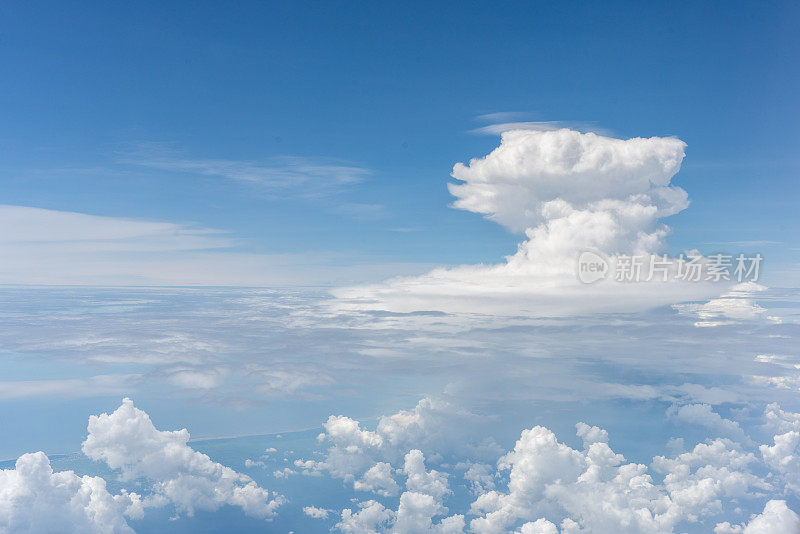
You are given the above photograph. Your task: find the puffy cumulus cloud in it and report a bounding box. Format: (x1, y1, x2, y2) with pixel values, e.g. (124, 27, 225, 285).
(295, 397, 499, 494)
(333, 129, 723, 316)
(470, 425, 772, 533)
(0, 451, 142, 534)
(354, 462, 400, 497)
(304, 505, 333, 519)
(667, 404, 751, 444)
(758, 403, 800, 497)
(763, 402, 800, 434)
(81, 398, 285, 519)
(300, 404, 467, 534)
(514, 518, 560, 533)
(391, 491, 464, 534)
(574, 422, 608, 448)
(301, 398, 800, 533)
(448, 129, 687, 233)
(651, 439, 771, 518)
(402, 450, 450, 500)
(760, 431, 800, 496)
(335, 493, 462, 534)
(459, 462, 496, 496)
(334, 450, 463, 533)
(336, 500, 395, 533)
(714, 500, 800, 533)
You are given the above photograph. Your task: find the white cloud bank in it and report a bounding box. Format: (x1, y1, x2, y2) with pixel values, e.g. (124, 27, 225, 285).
(334, 129, 725, 316)
(0, 452, 142, 534)
(292, 397, 800, 534)
(0, 399, 283, 534)
(0, 205, 429, 285)
(81, 398, 285, 519)
(714, 500, 800, 533)
(4, 396, 800, 533)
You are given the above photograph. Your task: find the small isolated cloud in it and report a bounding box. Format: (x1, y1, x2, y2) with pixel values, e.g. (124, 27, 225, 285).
(304, 505, 333, 519)
(334, 128, 723, 316)
(674, 283, 781, 327)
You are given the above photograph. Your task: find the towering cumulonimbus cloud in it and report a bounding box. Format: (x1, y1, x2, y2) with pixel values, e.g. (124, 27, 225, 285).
(333, 128, 722, 315)
(449, 128, 688, 234)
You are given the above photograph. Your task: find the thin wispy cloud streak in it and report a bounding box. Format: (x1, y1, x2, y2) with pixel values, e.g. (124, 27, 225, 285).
(119, 145, 372, 199)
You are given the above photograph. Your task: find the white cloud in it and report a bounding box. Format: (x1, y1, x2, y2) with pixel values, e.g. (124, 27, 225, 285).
(459, 462, 496, 495)
(244, 458, 267, 469)
(81, 398, 285, 519)
(334, 449, 462, 533)
(391, 491, 464, 533)
(763, 403, 800, 434)
(470, 425, 769, 533)
(667, 404, 751, 444)
(333, 129, 723, 316)
(0, 205, 235, 250)
(674, 299, 780, 328)
(402, 449, 450, 500)
(673, 283, 781, 327)
(759, 430, 800, 497)
(122, 147, 371, 198)
(0, 451, 142, 534)
(336, 500, 394, 533)
(714, 500, 800, 533)
(354, 462, 400, 497)
(295, 397, 499, 491)
(303, 505, 333, 519)
(0, 374, 137, 400)
(449, 129, 686, 233)
(575, 422, 608, 448)
(469, 121, 613, 137)
(514, 518, 560, 534)
(0, 205, 429, 285)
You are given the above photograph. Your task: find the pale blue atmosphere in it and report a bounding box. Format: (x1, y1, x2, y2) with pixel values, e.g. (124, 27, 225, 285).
(1, 2, 799, 534)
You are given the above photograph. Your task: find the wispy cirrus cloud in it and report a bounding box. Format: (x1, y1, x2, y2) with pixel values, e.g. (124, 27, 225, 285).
(0, 374, 138, 400)
(471, 113, 614, 136)
(119, 144, 372, 199)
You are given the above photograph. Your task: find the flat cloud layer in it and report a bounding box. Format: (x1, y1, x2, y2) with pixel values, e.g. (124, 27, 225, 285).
(0, 205, 429, 285)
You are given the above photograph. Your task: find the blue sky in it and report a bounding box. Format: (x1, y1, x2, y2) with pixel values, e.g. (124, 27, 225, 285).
(2, 2, 800, 534)
(2, 0, 799, 276)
